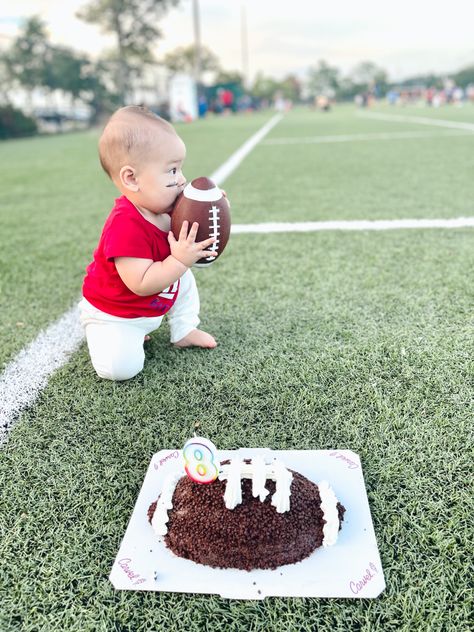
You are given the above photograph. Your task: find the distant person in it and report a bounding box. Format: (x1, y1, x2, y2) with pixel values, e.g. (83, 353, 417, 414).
(274, 93, 286, 112)
(221, 89, 234, 113)
(316, 95, 331, 111)
(387, 90, 398, 105)
(453, 86, 464, 105)
(80, 106, 220, 380)
(176, 101, 193, 123)
(198, 95, 208, 118)
(214, 90, 224, 114)
(467, 84, 474, 103)
(237, 94, 253, 112)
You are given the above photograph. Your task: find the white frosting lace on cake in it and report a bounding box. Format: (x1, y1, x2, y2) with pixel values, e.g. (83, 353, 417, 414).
(151, 471, 183, 536)
(270, 460, 293, 513)
(219, 458, 293, 513)
(222, 458, 243, 509)
(317, 480, 340, 546)
(250, 455, 270, 502)
(151, 462, 340, 543)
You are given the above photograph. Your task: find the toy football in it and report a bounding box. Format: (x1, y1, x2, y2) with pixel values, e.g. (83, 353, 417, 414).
(171, 177, 231, 268)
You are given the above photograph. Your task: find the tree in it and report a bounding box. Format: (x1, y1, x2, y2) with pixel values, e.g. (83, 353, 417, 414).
(77, 0, 180, 103)
(307, 60, 340, 98)
(351, 61, 388, 96)
(3, 15, 118, 123)
(0, 53, 10, 104)
(279, 74, 302, 102)
(454, 65, 474, 88)
(334, 77, 358, 101)
(214, 70, 243, 85)
(3, 16, 50, 103)
(250, 72, 279, 102)
(397, 73, 441, 88)
(45, 47, 89, 98)
(80, 60, 121, 122)
(163, 44, 220, 77)
(46, 50, 119, 121)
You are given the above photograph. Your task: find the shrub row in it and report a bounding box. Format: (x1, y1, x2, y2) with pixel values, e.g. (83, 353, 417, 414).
(0, 105, 37, 140)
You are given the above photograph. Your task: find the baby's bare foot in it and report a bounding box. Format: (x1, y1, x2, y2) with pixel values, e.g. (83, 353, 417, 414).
(174, 329, 217, 349)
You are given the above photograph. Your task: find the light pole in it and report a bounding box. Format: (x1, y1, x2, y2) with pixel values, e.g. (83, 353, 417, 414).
(241, 3, 249, 89)
(192, 0, 201, 87)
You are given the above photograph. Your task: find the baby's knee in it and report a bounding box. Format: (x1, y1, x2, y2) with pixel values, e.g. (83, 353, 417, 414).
(84, 322, 147, 381)
(92, 352, 144, 381)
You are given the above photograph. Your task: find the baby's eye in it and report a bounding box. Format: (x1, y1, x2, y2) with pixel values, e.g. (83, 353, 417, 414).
(170, 167, 177, 175)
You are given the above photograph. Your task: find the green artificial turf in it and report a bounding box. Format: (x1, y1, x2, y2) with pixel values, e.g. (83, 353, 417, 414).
(231, 106, 474, 223)
(1, 228, 473, 631)
(1, 105, 473, 631)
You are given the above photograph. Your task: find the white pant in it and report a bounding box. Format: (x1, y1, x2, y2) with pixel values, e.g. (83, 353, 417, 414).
(79, 269, 200, 381)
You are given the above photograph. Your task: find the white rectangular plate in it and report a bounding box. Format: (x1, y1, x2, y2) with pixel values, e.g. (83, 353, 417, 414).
(109, 449, 385, 599)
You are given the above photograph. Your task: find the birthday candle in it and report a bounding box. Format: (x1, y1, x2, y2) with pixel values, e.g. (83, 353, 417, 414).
(183, 437, 219, 484)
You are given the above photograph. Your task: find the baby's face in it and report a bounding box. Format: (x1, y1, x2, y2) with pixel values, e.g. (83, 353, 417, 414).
(134, 131, 187, 214)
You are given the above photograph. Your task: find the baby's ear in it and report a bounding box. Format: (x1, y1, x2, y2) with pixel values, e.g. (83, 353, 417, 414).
(119, 165, 139, 191)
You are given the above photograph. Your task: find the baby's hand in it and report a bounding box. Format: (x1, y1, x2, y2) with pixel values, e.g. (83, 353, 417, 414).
(168, 221, 217, 267)
(221, 189, 230, 207)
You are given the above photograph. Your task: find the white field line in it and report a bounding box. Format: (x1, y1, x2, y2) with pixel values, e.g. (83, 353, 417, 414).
(0, 307, 84, 443)
(262, 130, 472, 145)
(0, 114, 284, 445)
(357, 111, 474, 132)
(210, 113, 283, 185)
(232, 217, 474, 234)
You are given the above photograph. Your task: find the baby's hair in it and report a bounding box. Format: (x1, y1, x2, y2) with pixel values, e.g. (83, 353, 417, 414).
(98, 105, 175, 179)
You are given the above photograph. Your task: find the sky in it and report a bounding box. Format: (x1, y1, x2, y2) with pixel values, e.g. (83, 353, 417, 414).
(0, 0, 473, 82)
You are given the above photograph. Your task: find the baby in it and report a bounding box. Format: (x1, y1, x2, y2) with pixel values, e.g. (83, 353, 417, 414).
(80, 105, 218, 381)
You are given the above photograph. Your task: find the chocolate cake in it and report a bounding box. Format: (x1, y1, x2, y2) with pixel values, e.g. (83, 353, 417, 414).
(148, 459, 345, 571)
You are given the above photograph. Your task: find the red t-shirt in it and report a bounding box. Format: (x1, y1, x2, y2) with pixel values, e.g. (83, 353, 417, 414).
(83, 196, 180, 318)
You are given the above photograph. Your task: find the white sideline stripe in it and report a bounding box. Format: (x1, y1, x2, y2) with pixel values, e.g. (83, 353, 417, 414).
(262, 130, 472, 145)
(210, 114, 283, 185)
(0, 114, 283, 446)
(0, 306, 83, 444)
(358, 111, 474, 132)
(232, 217, 474, 234)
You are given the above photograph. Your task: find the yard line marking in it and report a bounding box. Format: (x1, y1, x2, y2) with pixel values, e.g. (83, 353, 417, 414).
(0, 306, 83, 444)
(0, 113, 283, 446)
(232, 217, 474, 234)
(357, 111, 474, 132)
(262, 130, 472, 145)
(210, 114, 283, 185)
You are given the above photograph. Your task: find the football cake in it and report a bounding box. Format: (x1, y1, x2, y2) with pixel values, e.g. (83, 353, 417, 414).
(147, 456, 345, 571)
(170, 177, 231, 268)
